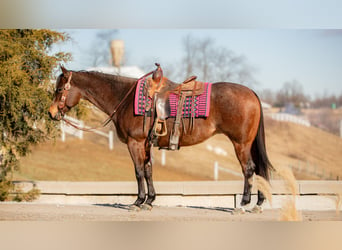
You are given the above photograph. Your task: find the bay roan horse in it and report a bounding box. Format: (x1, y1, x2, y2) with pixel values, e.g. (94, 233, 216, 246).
(49, 66, 273, 213)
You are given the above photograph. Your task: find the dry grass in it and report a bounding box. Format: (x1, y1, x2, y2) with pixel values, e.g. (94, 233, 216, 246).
(16, 137, 208, 181)
(274, 165, 302, 221)
(15, 109, 342, 182)
(265, 116, 342, 180)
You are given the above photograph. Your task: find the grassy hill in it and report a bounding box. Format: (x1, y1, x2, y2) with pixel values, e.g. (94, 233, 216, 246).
(15, 111, 342, 181)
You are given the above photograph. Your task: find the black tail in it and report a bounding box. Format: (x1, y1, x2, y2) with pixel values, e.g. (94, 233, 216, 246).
(251, 93, 273, 180)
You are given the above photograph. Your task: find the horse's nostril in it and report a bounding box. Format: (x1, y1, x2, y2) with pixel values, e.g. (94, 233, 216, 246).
(48, 111, 53, 119)
(56, 112, 63, 121)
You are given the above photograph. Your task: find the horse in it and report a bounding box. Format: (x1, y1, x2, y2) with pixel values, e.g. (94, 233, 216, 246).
(48, 65, 273, 213)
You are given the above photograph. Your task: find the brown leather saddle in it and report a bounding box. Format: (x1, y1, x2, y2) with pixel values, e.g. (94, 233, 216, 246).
(172, 76, 205, 96)
(146, 63, 206, 150)
(147, 69, 205, 98)
(146, 64, 167, 98)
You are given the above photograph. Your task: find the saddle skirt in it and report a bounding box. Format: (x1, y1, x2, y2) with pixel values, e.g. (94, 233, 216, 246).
(134, 77, 212, 118)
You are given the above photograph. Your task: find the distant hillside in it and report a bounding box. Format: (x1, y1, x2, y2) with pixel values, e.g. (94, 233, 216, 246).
(15, 111, 342, 181)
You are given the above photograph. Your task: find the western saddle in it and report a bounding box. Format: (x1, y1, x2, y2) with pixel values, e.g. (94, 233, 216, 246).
(144, 63, 206, 150)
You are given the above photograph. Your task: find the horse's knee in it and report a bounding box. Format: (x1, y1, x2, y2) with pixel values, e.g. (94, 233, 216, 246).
(144, 162, 152, 178)
(135, 167, 145, 180)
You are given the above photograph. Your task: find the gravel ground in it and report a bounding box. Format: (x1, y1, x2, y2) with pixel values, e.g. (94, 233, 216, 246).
(0, 203, 341, 221)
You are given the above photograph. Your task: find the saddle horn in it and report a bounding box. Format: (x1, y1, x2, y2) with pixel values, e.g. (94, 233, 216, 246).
(152, 63, 163, 83)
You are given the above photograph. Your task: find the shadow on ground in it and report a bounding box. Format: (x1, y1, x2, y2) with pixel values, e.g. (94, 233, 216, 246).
(94, 203, 131, 210)
(186, 206, 236, 214)
(94, 203, 238, 214)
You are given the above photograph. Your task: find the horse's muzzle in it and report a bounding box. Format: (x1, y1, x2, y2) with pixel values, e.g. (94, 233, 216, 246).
(48, 109, 63, 121)
(49, 102, 67, 121)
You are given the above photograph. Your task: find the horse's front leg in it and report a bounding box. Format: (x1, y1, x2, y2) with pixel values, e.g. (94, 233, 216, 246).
(127, 137, 147, 211)
(141, 142, 156, 210)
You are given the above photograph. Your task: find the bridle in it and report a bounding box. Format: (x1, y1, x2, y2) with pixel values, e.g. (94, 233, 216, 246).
(57, 68, 157, 131)
(58, 72, 72, 115)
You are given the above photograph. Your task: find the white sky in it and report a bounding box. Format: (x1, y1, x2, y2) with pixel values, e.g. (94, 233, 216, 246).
(3, 0, 341, 97)
(56, 29, 342, 98)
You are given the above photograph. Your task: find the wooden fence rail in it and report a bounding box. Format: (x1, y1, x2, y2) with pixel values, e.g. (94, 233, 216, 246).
(13, 181, 342, 210)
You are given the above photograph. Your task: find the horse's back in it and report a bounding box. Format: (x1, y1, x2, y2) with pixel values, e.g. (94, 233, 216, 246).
(211, 81, 258, 99)
(211, 82, 260, 110)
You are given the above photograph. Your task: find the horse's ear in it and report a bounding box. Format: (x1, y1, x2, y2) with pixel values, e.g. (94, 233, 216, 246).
(60, 64, 69, 75)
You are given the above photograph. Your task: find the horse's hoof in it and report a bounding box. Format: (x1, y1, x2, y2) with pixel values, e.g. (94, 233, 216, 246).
(251, 205, 263, 214)
(128, 205, 141, 212)
(232, 207, 246, 215)
(141, 204, 153, 211)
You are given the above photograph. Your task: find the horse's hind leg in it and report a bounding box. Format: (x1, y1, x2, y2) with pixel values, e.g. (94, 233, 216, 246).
(233, 142, 256, 213)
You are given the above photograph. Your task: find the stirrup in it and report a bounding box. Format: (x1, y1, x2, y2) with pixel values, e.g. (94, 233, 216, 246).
(153, 119, 167, 137)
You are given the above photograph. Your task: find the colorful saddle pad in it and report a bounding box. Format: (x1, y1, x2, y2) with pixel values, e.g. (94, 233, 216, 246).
(134, 77, 212, 118)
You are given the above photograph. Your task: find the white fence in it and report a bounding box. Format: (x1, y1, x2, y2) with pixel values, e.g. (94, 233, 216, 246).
(60, 115, 114, 150)
(60, 116, 84, 141)
(213, 161, 242, 180)
(206, 144, 243, 180)
(268, 113, 311, 127)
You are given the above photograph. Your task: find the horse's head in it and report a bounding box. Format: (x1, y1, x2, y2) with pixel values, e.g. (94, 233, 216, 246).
(48, 66, 82, 121)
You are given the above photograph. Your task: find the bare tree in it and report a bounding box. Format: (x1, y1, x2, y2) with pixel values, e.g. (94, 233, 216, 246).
(259, 89, 276, 105)
(183, 35, 196, 78)
(177, 34, 257, 86)
(83, 30, 118, 67)
(275, 80, 308, 107)
(311, 92, 342, 108)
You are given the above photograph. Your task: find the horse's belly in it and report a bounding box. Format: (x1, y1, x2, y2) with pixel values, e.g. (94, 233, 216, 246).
(157, 120, 216, 148)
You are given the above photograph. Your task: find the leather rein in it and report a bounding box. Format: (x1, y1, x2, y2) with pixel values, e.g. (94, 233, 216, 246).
(59, 69, 156, 132)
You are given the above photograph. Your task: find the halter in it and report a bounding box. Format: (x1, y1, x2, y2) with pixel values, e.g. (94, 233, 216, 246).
(58, 72, 72, 113)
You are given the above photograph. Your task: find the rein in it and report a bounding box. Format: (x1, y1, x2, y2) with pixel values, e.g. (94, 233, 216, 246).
(61, 69, 156, 132)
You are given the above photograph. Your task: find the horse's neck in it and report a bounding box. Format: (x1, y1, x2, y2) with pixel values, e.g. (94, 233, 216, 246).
(76, 72, 135, 116)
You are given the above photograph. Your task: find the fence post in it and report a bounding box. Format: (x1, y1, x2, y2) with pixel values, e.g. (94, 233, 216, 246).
(79, 120, 84, 140)
(214, 161, 219, 181)
(108, 130, 114, 150)
(61, 121, 65, 142)
(161, 150, 166, 166)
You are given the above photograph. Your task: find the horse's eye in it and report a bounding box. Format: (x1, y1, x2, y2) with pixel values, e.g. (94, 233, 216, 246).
(57, 88, 63, 93)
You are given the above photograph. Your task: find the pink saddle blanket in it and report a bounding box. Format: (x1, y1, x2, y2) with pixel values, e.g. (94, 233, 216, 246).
(134, 78, 212, 118)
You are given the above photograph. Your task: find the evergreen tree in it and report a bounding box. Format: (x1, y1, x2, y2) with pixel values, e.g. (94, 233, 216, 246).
(0, 29, 70, 200)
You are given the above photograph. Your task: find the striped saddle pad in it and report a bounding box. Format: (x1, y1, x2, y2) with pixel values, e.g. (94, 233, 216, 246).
(134, 77, 212, 118)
